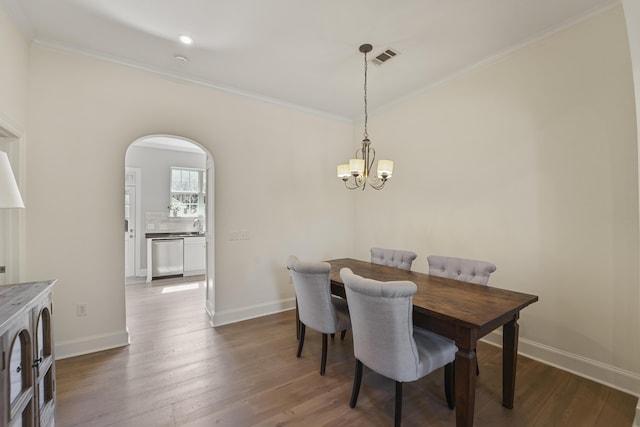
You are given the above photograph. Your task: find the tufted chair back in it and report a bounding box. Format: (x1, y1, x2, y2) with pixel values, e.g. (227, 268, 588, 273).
(287, 256, 351, 376)
(370, 247, 417, 271)
(340, 267, 458, 424)
(341, 267, 457, 382)
(427, 255, 496, 285)
(287, 256, 340, 333)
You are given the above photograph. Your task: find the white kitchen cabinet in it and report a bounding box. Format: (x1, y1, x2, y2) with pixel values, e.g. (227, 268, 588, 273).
(183, 237, 206, 276)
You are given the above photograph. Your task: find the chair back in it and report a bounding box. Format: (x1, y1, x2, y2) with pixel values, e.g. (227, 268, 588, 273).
(340, 267, 423, 382)
(427, 255, 496, 285)
(287, 256, 338, 334)
(370, 247, 417, 271)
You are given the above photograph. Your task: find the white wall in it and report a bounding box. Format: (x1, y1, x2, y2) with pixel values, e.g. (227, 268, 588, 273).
(0, 7, 28, 132)
(622, 0, 640, 422)
(355, 5, 640, 395)
(24, 44, 354, 357)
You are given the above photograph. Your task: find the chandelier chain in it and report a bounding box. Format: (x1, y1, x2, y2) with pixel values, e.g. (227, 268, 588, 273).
(363, 48, 368, 140)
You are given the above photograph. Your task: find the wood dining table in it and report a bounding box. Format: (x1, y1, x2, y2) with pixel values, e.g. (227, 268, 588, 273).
(326, 258, 538, 427)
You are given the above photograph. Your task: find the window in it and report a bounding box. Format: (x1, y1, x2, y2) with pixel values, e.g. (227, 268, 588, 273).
(169, 167, 206, 217)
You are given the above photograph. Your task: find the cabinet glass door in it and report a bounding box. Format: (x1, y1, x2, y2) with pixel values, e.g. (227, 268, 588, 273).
(9, 331, 28, 403)
(9, 329, 33, 426)
(36, 308, 54, 414)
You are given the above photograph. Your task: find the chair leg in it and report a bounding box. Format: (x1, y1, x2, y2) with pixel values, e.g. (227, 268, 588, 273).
(349, 359, 363, 408)
(340, 330, 347, 341)
(295, 299, 300, 340)
(444, 362, 455, 410)
(330, 333, 335, 340)
(296, 323, 305, 358)
(395, 381, 403, 427)
(476, 348, 480, 376)
(320, 333, 328, 376)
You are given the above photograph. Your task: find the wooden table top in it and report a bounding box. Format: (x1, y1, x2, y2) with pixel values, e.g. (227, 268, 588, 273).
(327, 258, 538, 334)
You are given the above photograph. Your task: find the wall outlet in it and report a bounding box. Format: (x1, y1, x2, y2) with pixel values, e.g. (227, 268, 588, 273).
(229, 229, 249, 240)
(76, 303, 88, 317)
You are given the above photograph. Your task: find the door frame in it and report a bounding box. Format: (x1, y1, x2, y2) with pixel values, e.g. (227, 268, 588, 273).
(125, 167, 142, 277)
(205, 155, 215, 325)
(124, 185, 136, 277)
(0, 115, 25, 284)
(125, 135, 215, 325)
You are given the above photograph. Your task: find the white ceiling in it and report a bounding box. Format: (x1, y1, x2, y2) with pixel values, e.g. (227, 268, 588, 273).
(0, 0, 619, 119)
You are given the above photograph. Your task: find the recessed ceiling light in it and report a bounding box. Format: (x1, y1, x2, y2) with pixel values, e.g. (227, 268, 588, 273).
(175, 55, 189, 63)
(178, 34, 193, 45)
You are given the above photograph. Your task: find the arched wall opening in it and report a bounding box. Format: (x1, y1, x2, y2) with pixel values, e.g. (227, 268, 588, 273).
(124, 134, 215, 322)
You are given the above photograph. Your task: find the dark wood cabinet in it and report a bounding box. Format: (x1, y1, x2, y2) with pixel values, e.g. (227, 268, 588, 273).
(0, 280, 56, 427)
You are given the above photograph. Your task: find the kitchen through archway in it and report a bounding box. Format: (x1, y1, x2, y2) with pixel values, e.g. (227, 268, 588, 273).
(124, 135, 215, 322)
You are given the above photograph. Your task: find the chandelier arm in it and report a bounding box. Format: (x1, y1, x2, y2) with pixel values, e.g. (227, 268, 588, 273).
(361, 145, 368, 181)
(344, 179, 361, 190)
(368, 173, 387, 189)
(368, 147, 376, 175)
(369, 181, 386, 190)
(358, 175, 366, 189)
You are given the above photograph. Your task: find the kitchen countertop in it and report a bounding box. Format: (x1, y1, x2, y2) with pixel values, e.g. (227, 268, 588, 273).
(145, 232, 205, 239)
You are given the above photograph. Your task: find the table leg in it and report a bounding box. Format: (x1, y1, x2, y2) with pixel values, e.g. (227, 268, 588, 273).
(455, 330, 477, 427)
(502, 317, 519, 409)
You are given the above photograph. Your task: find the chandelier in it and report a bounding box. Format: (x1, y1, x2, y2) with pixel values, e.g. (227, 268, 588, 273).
(337, 43, 393, 190)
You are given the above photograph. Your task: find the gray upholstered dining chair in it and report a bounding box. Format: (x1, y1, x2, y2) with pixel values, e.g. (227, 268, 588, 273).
(370, 247, 417, 271)
(427, 254, 496, 375)
(427, 255, 496, 285)
(287, 256, 350, 376)
(340, 267, 456, 426)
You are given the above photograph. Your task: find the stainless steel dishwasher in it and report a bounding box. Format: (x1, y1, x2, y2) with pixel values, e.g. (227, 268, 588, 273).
(151, 238, 184, 279)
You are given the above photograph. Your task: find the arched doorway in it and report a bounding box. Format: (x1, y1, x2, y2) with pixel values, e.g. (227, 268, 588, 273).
(124, 135, 215, 321)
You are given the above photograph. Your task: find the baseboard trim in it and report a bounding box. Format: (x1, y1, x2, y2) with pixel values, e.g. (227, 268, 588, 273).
(205, 299, 215, 327)
(482, 331, 640, 398)
(55, 329, 130, 360)
(212, 297, 296, 327)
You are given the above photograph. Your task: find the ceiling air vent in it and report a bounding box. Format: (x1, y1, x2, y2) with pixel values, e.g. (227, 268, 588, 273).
(371, 48, 400, 65)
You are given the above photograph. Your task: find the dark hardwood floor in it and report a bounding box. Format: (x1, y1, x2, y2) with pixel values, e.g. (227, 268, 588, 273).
(55, 276, 638, 426)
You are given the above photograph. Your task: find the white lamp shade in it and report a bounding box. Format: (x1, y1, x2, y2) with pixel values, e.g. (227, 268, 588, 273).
(337, 164, 350, 178)
(377, 159, 394, 178)
(349, 158, 365, 175)
(0, 152, 24, 208)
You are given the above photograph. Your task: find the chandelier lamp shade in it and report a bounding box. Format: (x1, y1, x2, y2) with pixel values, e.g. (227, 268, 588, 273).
(337, 43, 393, 190)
